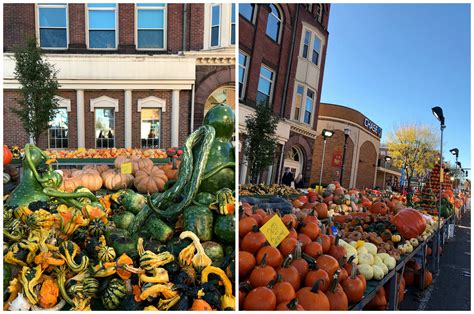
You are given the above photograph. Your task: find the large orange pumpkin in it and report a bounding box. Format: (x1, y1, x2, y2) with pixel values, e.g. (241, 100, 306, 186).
(134, 166, 168, 194)
(160, 158, 181, 180)
(369, 201, 388, 215)
(391, 208, 426, 239)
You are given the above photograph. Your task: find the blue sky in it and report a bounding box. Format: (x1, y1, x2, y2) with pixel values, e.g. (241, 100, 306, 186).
(321, 4, 471, 175)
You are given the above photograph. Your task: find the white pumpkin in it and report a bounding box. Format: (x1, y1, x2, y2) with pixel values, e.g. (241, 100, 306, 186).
(357, 264, 374, 280)
(358, 252, 374, 265)
(372, 264, 385, 280)
(363, 242, 378, 255)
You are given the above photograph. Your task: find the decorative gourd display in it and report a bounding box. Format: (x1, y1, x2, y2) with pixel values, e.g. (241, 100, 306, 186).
(102, 169, 134, 190)
(102, 278, 128, 310)
(134, 166, 168, 194)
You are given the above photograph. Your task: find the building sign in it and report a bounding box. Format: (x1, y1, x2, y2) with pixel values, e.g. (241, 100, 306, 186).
(363, 118, 382, 137)
(332, 152, 342, 167)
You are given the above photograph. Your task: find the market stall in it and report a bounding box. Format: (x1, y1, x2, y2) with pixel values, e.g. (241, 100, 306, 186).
(238, 182, 459, 311)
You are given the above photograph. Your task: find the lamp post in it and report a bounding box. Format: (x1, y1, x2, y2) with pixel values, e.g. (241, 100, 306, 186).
(383, 155, 392, 190)
(339, 128, 351, 186)
(319, 129, 334, 189)
(432, 106, 445, 273)
(450, 148, 459, 193)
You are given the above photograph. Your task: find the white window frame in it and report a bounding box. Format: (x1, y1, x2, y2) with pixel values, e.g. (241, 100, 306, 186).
(36, 3, 69, 50)
(316, 4, 323, 24)
(300, 26, 323, 67)
(266, 4, 283, 44)
(257, 64, 275, 105)
(239, 3, 257, 24)
(210, 3, 221, 48)
(86, 4, 118, 50)
(291, 83, 317, 127)
(140, 108, 162, 149)
(48, 96, 71, 149)
(238, 50, 250, 99)
(302, 30, 311, 59)
(94, 107, 116, 149)
(137, 96, 166, 112)
(135, 4, 167, 51)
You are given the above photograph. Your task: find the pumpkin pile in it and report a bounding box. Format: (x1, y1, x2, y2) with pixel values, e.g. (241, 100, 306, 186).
(43, 147, 174, 159)
(4, 104, 236, 311)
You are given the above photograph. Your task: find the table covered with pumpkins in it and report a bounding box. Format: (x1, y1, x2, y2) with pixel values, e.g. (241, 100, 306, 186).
(238, 182, 452, 311)
(3, 104, 236, 311)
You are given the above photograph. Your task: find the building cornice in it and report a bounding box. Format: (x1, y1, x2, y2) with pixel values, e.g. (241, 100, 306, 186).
(286, 119, 319, 139)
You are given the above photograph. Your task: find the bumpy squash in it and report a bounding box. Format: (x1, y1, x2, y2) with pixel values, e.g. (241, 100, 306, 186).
(134, 166, 168, 194)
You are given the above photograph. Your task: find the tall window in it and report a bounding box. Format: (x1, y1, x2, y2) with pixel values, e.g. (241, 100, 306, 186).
(266, 4, 282, 42)
(231, 4, 236, 45)
(293, 85, 304, 120)
(312, 35, 321, 65)
(95, 108, 115, 148)
(141, 109, 161, 148)
(239, 3, 255, 23)
(136, 4, 166, 49)
(302, 31, 311, 59)
(239, 51, 249, 99)
(87, 3, 117, 49)
(301, 28, 322, 66)
(304, 89, 315, 124)
(256, 65, 274, 105)
(210, 4, 221, 47)
(49, 108, 68, 148)
(38, 4, 68, 48)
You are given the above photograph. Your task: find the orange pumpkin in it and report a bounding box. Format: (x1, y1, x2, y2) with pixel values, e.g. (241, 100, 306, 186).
(241, 226, 267, 254)
(3, 145, 13, 166)
(190, 299, 212, 310)
(160, 158, 181, 180)
(391, 208, 426, 239)
(256, 246, 283, 268)
(102, 169, 134, 190)
(38, 276, 59, 309)
(78, 169, 103, 191)
(315, 203, 329, 219)
(134, 166, 168, 194)
(243, 286, 277, 310)
(239, 251, 256, 278)
(296, 279, 330, 310)
(369, 201, 388, 215)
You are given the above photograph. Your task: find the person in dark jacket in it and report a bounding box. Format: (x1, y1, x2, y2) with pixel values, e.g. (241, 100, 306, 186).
(295, 174, 304, 189)
(282, 168, 294, 186)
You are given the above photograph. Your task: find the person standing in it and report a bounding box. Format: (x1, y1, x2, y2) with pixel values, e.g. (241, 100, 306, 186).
(282, 168, 294, 186)
(295, 173, 304, 189)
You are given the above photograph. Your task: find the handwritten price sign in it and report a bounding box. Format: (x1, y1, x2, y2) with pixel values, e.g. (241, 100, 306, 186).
(260, 215, 290, 247)
(121, 162, 133, 175)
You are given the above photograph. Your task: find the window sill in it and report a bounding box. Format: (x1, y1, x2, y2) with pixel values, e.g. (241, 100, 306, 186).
(265, 34, 281, 45)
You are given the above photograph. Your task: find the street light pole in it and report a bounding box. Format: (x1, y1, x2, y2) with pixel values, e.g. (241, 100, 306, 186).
(432, 106, 445, 274)
(339, 128, 350, 186)
(319, 129, 334, 190)
(383, 156, 391, 190)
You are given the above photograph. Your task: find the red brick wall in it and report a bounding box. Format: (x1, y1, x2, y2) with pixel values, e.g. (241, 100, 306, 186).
(131, 91, 172, 149)
(356, 141, 377, 189)
(188, 4, 204, 51)
(179, 90, 191, 146)
(68, 4, 86, 50)
(118, 3, 134, 52)
(4, 4, 36, 51)
(4, 90, 78, 149)
(310, 130, 355, 187)
(4, 3, 205, 54)
(84, 91, 125, 148)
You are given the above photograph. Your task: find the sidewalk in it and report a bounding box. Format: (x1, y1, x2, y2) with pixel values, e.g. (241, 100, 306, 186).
(400, 210, 471, 310)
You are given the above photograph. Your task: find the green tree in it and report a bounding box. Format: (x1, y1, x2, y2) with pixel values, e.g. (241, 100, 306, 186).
(11, 38, 60, 145)
(244, 103, 279, 183)
(387, 124, 439, 203)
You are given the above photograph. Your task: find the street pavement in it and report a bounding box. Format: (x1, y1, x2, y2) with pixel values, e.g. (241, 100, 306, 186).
(400, 210, 471, 310)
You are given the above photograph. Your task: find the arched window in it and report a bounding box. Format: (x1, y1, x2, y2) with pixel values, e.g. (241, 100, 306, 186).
(204, 86, 235, 117)
(266, 4, 282, 42)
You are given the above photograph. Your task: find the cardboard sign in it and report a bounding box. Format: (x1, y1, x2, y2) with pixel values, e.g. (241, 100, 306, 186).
(260, 215, 290, 247)
(77, 147, 86, 152)
(121, 162, 133, 175)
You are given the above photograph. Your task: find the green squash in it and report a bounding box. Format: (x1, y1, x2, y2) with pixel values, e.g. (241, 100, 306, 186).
(194, 192, 217, 206)
(118, 189, 146, 214)
(142, 215, 174, 243)
(102, 278, 128, 310)
(112, 211, 136, 230)
(202, 241, 224, 261)
(213, 214, 235, 244)
(183, 205, 214, 241)
(105, 228, 138, 260)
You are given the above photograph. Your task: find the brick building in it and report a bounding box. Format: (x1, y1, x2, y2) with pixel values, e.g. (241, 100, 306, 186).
(238, 3, 330, 185)
(310, 103, 382, 189)
(375, 146, 402, 190)
(4, 3, 235, 149)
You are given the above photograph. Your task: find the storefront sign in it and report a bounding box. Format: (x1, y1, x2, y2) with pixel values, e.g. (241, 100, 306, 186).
(363, 118, 382, 137)
(332, 152, 342, 167)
